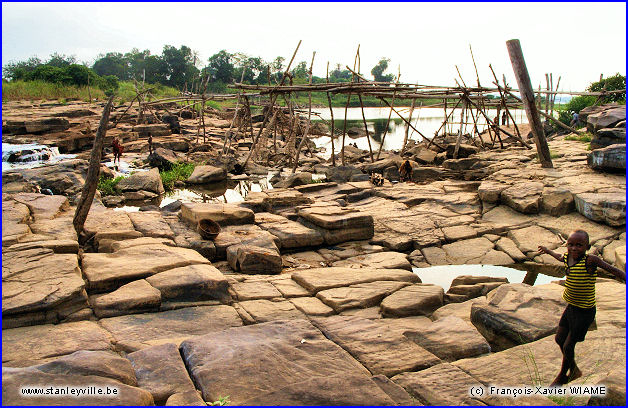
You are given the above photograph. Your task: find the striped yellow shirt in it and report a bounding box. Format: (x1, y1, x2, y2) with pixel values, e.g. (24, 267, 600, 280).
(563, 253, 596, 308)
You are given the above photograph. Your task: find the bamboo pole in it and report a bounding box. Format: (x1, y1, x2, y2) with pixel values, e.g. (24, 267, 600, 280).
(73, 96, 114, 237)
(358, 93, 374, 162)
(326, 62, 336, 166)
(376, 70, 400, 160)
(292, 51, 316, 173)
(401, 97, 416, 155)
(489, 64, 522, 143)
(506, 39, 553, 167)
(242, 40, 301, 168)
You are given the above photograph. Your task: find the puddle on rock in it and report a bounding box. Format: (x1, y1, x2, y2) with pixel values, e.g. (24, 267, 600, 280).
(413, 264, 560, 291)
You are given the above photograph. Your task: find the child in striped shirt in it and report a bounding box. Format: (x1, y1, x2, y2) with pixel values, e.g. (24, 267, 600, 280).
(538, 229, 625, 386)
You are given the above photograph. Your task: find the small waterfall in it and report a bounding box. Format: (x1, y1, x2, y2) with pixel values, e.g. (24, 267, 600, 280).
(2, 143, 75, 172)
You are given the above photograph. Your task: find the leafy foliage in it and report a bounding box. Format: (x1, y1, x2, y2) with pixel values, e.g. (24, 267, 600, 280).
(587, 73, 625, 103)
(160, 162, 196, 192)
(371, 58, 394, 82)
(97, 175, 124, 196)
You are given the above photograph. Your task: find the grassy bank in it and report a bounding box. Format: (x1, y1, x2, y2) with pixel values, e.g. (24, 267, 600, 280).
(2, 80, 180, 104)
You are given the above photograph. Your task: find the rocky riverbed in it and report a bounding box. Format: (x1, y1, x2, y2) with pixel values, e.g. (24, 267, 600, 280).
(2, 99, 626, 405)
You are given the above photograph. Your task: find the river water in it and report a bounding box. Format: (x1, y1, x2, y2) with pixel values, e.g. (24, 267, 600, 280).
(310, 106, 528, 157)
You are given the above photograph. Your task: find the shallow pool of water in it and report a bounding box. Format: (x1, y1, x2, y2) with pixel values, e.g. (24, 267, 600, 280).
(413, 264, 559, 291)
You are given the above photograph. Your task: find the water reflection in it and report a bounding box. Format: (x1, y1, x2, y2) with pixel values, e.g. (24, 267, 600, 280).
(159, 176, 273, 208)
(413, 264, 557, 291)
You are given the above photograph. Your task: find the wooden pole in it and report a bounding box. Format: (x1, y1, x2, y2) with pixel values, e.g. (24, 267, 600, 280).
(377, 72, 400, 160)
(401, 97, 416, 155)
(73, 96, 114, 237)
(358, 94, 374, 162)
(506, 39, 553, 168)
(326, 62, 336, 167)
(292, 51, 316, 173)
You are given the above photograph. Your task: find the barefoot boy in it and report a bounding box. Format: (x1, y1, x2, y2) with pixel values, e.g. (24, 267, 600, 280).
(538, 229, 625, 386)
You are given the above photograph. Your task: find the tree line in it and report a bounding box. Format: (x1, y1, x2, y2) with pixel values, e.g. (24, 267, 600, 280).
(2, 45, 396, 94)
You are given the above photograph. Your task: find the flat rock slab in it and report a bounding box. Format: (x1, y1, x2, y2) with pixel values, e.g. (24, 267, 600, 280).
(10, 192, 69, 221)
(453, 326, 625, 405)
(255, 212, 323, 249)
(298, 205, 373, 230)
(127, 211, 175, 239)
(317, 241, 384, 262)
(2, 248, 87, 319)
(33, 350, 137, 386)
(145, 264, 229, 302)
(89, 279, 161, 318)
(98, 305, 242, 352)
(213, 224, 279, 260)
(289, 297, 336, 317)
(236, 299, 306, 323)
(333, 251, 412, 271)
(392, 363, 484, 405)
(380, 284, 444, 317)
(2, 367, 154, 406)
(311, 315, 440, 377)
(82, 243, 210, 293)
(292, 267, 420, 294)
(404, 315, 491, 361)
(470, 283, 567, 350)
(84, 208, 142, 243)
(239, 374, 400, 405)
(441, 237, 501, 264)
(231, 280, 283, 301)
(127, 343, 196, 405)
(180, 202, 254, 226)
(442, 224, 478, 242)
(2, 321, 114, 367)
(179, 319, 391, 405)
(508, 225, 562, 254)
(270, 276, 310, 297)
(317, 281, 410, 312)
(501, 181, 544, 214)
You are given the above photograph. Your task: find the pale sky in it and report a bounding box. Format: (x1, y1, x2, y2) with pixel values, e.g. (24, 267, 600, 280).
(2, 2, 626, 92)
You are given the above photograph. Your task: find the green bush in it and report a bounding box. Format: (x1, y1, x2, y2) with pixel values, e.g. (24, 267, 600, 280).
(97, 175, 123, 196)
(160, 162, 196, 192)
(564, 133, 592, 142)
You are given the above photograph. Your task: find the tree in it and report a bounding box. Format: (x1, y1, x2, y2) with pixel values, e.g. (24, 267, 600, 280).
(162, 45, 198, 89)
(291, 61, 308, 80)
(329, 63, 352, 82)
(371, 58, 394, 82)
(93, 52, 129, 80)
(46, 53, 77, 68)
(3, 56, 42, 81)
(587, 73, 626, 103)
(206, 50, 234, 84)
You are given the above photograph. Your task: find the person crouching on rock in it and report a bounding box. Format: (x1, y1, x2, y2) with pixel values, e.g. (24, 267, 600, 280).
(399, 160, 413, 182)
(112, 137, 124, 169)
(538, 230, 625, 387)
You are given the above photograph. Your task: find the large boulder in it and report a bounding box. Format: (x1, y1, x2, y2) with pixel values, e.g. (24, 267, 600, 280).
(273, 172, 312, 188)
(586, 104, 626, 133)
(180, 202, 254, 227)
(574, 192, 625, 227)
(500, 182, 544, 214)
(587, 143, 625, 172)
(324, 165, 363, 182)
(147, 147, 183, 170)
(117, 168, 165, 195)
(590, 128, 626, 149)
(470, 283, 567, 350)
(227, 244, 283, 274)
(89, 279, 162, 318)
(186, 165, 227, 184)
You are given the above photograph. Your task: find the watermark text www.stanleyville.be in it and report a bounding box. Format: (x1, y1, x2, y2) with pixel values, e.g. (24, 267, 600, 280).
(468, 384, 607, 398)
(20, 385, 119, 397)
